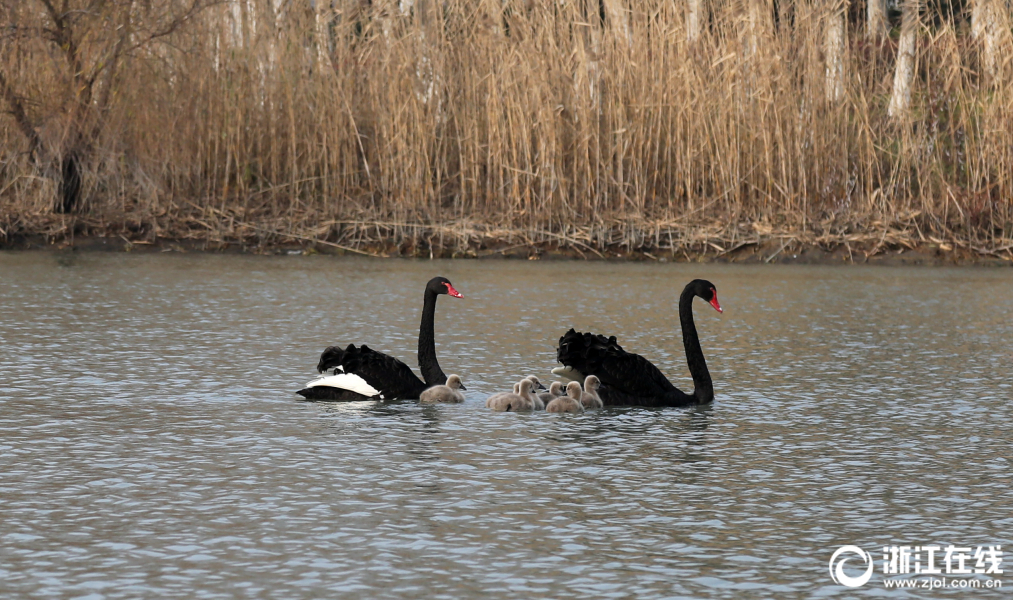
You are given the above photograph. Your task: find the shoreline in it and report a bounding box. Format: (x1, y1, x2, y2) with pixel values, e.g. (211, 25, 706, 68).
(3, 233, 1011, 267)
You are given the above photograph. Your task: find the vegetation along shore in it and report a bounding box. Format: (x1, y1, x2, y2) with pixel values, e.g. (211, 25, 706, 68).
(2, 1, 1011, 265)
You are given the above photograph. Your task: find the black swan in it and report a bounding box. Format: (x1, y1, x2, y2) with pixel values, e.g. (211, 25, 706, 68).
(546, 382, 585, 413)
(297, 276, 464, 401)
(554, 279, 722, 407)
(419, 374, 466, 403)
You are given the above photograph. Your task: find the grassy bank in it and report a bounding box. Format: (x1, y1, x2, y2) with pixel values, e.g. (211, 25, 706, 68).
(2, 1, 1012, 262)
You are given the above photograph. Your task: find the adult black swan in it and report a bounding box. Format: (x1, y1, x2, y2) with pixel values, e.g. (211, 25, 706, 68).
(554, 279, 722, 407)
(297, 276, 464, 401)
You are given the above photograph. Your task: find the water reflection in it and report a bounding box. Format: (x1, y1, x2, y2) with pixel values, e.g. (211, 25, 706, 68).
(0, 253, 1011, 599)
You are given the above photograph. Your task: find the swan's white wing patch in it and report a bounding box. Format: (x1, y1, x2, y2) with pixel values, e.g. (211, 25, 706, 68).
(551, 366, 584, 383)
(305, 373, 380, 397)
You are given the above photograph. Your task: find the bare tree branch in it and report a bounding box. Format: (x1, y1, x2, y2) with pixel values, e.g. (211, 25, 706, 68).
(0, 68, 42, 159)
(121, 0, 218, 56)
(89, 0, 133, 141)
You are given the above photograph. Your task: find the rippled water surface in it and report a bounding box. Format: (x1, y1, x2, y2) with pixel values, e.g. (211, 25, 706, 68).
(1, 252, 1011, 598)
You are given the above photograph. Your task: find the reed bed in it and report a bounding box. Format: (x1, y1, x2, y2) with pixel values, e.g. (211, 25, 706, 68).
(1, 0, 1012, 259)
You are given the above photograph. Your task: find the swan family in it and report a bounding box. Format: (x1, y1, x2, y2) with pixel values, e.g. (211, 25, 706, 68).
(297, 276, 463, 401)
(296, 276, 723, 410)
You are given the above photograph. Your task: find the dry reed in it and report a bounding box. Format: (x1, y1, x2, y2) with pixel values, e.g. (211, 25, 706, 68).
(1, 0, 1012, 259)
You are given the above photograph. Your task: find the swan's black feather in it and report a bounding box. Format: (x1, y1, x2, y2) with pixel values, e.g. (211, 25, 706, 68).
(316, 345, 346, 373)
(595, 384, 676, 407)
(304, 343, 426, 400)
(598, 352, 678, 398)
(557, 329, 677, 401)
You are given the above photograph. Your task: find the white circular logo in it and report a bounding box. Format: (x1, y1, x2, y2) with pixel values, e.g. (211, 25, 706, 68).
(829, 545, 874, 587)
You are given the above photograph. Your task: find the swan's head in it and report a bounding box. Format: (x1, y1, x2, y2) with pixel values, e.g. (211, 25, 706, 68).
(446, 374, 465, 390)
(549, 381, 564, 396)
(429, 276, 463, 298)
(518, 379, 534, 394)
(689, 279, 722, 313)
(525, 375, 546, 390)
(566, 381, 582, 399)
(584, 375, 600, 391)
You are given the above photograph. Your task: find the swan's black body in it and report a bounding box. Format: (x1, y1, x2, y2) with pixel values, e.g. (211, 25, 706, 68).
(555, 279, 721, 407)
(297, 277, 463, 401)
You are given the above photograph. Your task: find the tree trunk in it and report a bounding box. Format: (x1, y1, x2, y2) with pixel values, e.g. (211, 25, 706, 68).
(414, 0, 441, 107)
(825, 2, 846, 103)
(481, 0, 504, 36)
(866, 0, 887, 40)
(745, 0, 761, 58)
(574, 0, 603, 110)
(314, 0, 335, 66)
(687, 0, 703, 43)
(602, 0, 631, 47)
(888, 0, 919, 119)
(57, 151, 82, 214)
(375, 0, 397, 40)
(972, 0, 1000, 81)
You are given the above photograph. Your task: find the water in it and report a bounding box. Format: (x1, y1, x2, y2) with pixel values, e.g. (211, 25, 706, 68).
(1, 252, 1010, 598)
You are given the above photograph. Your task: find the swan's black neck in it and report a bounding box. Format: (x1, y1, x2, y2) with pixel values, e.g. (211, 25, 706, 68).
(418, 289, 447, 386)
(679, 286, 713, 403)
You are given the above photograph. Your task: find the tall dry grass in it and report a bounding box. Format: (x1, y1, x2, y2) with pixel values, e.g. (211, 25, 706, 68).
(1, 0, 1012, 255)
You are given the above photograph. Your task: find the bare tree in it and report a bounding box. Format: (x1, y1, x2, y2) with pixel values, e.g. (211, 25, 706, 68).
(0, 0, 212, 213)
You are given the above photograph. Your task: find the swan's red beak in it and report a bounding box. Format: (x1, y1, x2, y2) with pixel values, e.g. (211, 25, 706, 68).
(709, 290, 723, 313)
(444, 282, 463, 298)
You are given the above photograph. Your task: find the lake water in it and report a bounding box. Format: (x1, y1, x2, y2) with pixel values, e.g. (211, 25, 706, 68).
(1, 252, 1010, 598)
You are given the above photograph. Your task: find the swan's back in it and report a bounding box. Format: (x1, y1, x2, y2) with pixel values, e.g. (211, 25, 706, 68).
(486, 393, 522, 411)
(556, 329, 676, 399)
(301, 343, 426, 400)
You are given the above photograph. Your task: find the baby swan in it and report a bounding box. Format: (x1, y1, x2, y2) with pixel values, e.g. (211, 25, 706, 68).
(537, 381, 565, 405)
(486, 379, 537, 412)
(546, 381, 585, 414)
(523, 379, 545, 410)
(525, 375, 547, 391)
(580, 375, 603, 409)
(420, 374, 466, 403)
